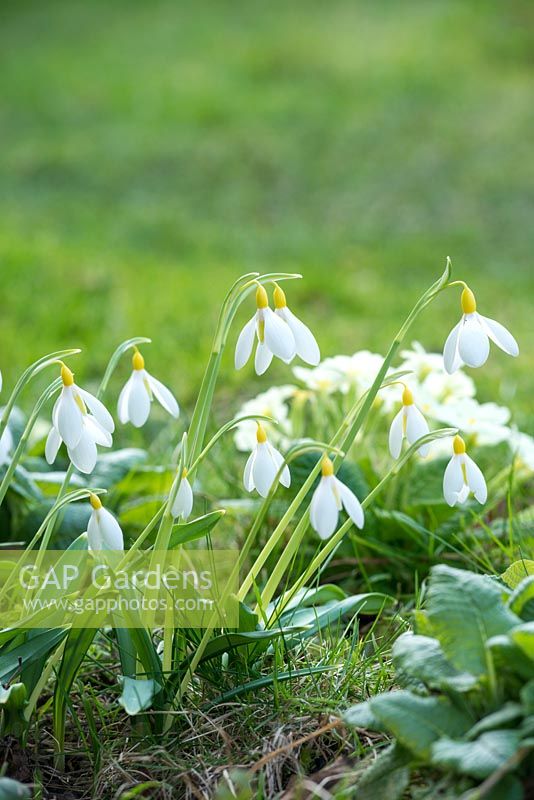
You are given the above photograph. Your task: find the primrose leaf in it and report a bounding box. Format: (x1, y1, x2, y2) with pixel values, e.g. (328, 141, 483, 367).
(392, 633, 478, 692)
(425, 565, 520, 675)
(431, 730, 522, 779)
(343, 700, 384, 731)
(118, 676, 162, 715)
(510, 622, 534, 661)
(368, 690, 473, 759)
(508, 575, 534, 621)
(0, 777, 32, 799)
(502, 560, 534, 590)
(352, 743, 410, 800)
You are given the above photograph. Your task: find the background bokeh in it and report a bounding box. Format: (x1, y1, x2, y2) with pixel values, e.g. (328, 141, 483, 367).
(1, 0, 532, 425)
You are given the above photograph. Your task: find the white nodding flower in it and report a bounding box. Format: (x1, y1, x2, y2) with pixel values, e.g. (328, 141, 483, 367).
(310, 456, 364, 540)
(389, 385, 430, 459)
(443, 285, 519, 374)
(235, 284, 296, 375)
(171, 468, 194, 520)
(118, 349, 179, 428)
(443, 435, 487, 507)
(243, 423, 291, 497)
(0, 426, 13, 465)
(272, 284, 320, 366)
(87, 494, 124, 551)
(46, 364, 114, 474)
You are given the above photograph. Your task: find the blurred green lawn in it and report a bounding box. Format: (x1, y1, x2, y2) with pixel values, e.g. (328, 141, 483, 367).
(0, 0, 532, 425)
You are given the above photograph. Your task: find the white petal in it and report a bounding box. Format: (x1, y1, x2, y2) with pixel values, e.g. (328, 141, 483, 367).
(56, 387, 84, 449)
(443, 455, 465, 506)
(336, 479, 364, 530)
(457, 484, 470, 504)
(243, 450, 256, 492)
(263, 308, 296, 362)
(45, 426, 62, 464)
(443, 320, 463, 374)
(268, 443, 291, 488)
(252, 442, 278, 497)
(478, 314, 519, 357)
(171, 477, 194, 520)
(84, 415, 113, 448)
(0, 426, 13, 464)
(127, 372, 151, 428)
(89, 508, 124, 551)
(68, 428, 98, 474)
(458, 315, 489, 368)
(464, 454, 487, 504)
(235, 315, 257, 370)
(388, 408, 405, 459)
(52, 394, 62, 429)
(117, 375, 134, 424)
(277, 307, 320, 366)
(77, 388, 115, 433)
(405, 405, 430, 457)
(310, 477, 339, 540)
(255, 341, 273, 375)
(146, 372, 180, 418)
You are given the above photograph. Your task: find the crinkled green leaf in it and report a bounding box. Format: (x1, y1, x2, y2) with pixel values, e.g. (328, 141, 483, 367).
(502, 560, 534, 590)
(511, 622, 534, 661)
(353, 743, 410, 800)
(467, 703, 524, 739)
(392, 632, 477, 692)
(431, 730, 522, 779)
(118, 676, 162, 715)
(508, 576, 534, 621)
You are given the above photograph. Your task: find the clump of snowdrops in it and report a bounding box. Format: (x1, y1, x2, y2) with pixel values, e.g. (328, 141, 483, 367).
(0, 261, 527, 768)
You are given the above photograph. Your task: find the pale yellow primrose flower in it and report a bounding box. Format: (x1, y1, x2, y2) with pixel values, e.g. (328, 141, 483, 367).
(234, 385, 296, 452)
(389, 385, 430, 459)
(442, 435, 487, 507)
(443, 286, 518, 374)
(87, 493, 124, 551)
(118, 349, 179, 428)
(243, 423, 291, 497)
(46, 364, 114, 474)
(310, 456, 364, 540)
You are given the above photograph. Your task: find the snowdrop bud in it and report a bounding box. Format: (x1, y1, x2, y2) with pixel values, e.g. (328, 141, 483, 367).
(171, 468, 194, 521)
(87, 494, 124, 551)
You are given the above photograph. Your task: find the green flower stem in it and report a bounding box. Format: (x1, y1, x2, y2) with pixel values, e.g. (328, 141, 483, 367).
(0, 378, 63, 507)
(187, 272, 301, 465)
(269, 427, 457, 622)
(0, 348, 80, 443)
(245, 261, 452, 610)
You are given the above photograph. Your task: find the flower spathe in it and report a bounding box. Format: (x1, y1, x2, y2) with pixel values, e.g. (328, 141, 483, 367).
(118, 349, 179, 428)
(235, 284, 296, 375)
(310, 456, 364, 540)
(443, 286, 519, 374)
(243, 423, 291, 497)
(273, 284, 320, 366)
(443, 435, 487, 507)
(87, 494, 124, 551)
(389, 385, 430, 459)
(46, 364, 114, 474)
(171, 468, 194, 520)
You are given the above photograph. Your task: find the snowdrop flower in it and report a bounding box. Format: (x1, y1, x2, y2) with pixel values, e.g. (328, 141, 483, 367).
(273, 284, 320, 366)
(443, 286, 519, 374)
(118, 349, 179, 428)
(310, 456, 364, 540)
(0, 426, 13, 465)
(389, 385, 430, 459)
(234, 385, 296, 452)
(436, 399, 511, 447)
(243, 423, 290, 497)
(46, 364, 114, 474)
(87, 494, 124, 551)
(171, 468, 194, 520)
(235, 284, 296, 375)
(443, 435, 487, 507)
